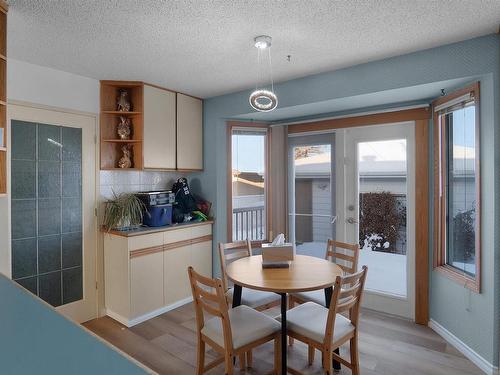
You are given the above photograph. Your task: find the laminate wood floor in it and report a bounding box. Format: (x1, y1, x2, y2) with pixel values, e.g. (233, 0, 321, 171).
(84, 304, 482, 375)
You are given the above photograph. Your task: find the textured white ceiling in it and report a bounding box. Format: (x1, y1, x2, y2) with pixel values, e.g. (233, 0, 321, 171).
(7, 0, 500, 98)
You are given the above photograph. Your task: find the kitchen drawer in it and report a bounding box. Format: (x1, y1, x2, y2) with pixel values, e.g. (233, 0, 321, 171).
(191, 223, 212, 238)
(164, 227, 193, 244)
(129, 232, 164, 251)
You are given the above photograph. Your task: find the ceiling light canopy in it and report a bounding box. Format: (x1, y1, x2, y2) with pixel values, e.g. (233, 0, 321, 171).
(249, 35, 278, 112)
(254, 35, 272, 50)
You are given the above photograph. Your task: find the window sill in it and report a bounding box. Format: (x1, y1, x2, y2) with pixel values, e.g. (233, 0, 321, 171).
(434, 265, 480, 293)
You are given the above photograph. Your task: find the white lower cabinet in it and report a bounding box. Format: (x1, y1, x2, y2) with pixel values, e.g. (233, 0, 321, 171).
(104, 222, 212, 327)
(164, 246, 192, 305)
(130, 251, 164, 318)
(191, 241, 212, 278)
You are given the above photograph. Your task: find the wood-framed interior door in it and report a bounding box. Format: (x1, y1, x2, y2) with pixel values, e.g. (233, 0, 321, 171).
(341, 122, 416, 319)
(7, 101, 98, 323)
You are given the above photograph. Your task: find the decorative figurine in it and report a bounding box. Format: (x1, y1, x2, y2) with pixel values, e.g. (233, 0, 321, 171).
(118, 145, 133, 168)
(117, 89, 131, 112)
(117, 116, 131, 140)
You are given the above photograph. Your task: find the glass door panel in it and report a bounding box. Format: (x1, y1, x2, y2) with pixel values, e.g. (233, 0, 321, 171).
(288, 134, 335, 258)
(358, 139, 408, 297)
(11, 120, 83, 307)
(343, 123, 415, 319)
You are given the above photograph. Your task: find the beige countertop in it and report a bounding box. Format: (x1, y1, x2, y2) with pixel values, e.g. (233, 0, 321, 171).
(102, 220, 214, 237)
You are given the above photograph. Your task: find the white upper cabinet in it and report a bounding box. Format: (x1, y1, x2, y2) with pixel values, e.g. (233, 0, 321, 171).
(143, 84, 176, 169)
(176, 93, 203, 170)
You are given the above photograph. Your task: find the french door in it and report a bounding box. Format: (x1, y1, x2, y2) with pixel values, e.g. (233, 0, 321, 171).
(341, 122, 416, 319)
(287, 121, 417, 319)
(8, 103, 97, 323)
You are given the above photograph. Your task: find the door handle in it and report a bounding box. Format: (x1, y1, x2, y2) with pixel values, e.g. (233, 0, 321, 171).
(346, 217, 358, 224)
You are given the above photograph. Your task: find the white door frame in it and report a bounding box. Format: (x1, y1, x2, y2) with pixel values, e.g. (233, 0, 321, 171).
(6, 101, 99, 323)
(338, 121, 416, 320)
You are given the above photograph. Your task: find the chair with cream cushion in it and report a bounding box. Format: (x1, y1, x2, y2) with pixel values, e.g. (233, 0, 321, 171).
(219, 240, 281, 368)
(289, 239, 360, 308)
(288, 240, 360, 348)
(284, 266, 368, 375)
(188, 266, 281, 375)
(219, 241, 280, 310)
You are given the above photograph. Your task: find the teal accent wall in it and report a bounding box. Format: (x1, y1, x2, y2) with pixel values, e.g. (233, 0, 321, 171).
(0, 274, 148, 375)
(200, 34, 500, 366)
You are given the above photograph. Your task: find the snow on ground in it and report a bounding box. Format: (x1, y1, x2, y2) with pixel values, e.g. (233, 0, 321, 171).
(296, 241, 406, 297)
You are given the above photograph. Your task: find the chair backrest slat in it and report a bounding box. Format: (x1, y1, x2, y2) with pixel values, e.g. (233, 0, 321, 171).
(325, 239, 360, 275)
(196, 285, 221, 304)
(324, 266, 368, 347)
(225, 250, 250, 261)
(198, 298, 223, 317)
(336, 296, 358, 313)
(339, 283, 360, 299)
(188, 266, 234, 350)
(218, 240, 252, 291)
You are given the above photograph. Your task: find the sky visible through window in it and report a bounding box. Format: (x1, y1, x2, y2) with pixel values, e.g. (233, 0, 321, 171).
(232, 133, 265, 174)
(452, 105, 475, 148)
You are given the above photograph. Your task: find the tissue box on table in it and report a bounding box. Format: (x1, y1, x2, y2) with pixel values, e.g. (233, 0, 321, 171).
(261, 242, 294, 268)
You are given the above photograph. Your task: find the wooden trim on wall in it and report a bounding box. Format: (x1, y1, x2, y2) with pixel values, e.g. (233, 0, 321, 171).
(226, 121, 270, 243)
(130, 234, 213, 258)
(130, 245, 165, 259)
(288, 107, 431, 134)
(432, 82, 481, 293)
(0, 1, 8, 13)
(414, 119, 429, 325)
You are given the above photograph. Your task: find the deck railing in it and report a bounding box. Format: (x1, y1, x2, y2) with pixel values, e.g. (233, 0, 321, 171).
(232, 205, 265, 241)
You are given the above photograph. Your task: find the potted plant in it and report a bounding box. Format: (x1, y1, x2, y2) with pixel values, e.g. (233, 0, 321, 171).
(103, 191, 146, 231)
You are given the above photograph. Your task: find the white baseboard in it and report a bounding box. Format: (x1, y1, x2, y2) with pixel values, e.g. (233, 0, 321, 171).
(105, 310, 131, 327)
(106, 296, 193, 328)
(429, 319, 499, 375)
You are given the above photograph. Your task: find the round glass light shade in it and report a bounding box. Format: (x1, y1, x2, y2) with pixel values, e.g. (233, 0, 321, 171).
(249, 89, 278, 112)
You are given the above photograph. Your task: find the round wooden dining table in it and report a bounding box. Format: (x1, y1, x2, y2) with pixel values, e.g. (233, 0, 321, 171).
(226, 254, 343, 375)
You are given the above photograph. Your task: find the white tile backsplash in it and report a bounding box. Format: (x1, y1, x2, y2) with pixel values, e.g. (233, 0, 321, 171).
(99, 170, 184, 202)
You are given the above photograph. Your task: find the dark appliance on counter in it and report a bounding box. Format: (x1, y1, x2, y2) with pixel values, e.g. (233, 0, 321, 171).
(136, 191, 174, 227)
(171, 177, 198, 223)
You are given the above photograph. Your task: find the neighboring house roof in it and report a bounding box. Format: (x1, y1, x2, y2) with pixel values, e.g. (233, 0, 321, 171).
(294, 145, 475, 178)
(233, 177, 264, 189)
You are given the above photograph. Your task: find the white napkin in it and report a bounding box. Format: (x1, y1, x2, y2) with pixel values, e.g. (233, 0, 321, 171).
(271, 233, 285, 246)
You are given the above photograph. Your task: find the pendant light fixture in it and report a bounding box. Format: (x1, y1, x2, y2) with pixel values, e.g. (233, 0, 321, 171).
(249, 35, 278, 112)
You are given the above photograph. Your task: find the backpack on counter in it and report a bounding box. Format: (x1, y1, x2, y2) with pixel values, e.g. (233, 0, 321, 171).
(172, 177, 197, 222)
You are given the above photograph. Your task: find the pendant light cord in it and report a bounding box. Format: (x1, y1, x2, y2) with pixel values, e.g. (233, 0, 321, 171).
(268, 47, 274, 93)
(255, 43, 275, 92)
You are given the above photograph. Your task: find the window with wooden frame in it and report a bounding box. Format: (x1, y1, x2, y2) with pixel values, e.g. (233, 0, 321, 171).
(227, 122, 270, 243)
(433, 82, 481, 292)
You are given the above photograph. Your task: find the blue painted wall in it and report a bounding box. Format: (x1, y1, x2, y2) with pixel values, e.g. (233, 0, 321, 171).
(199, 34, 500, 366)
(0, 274, 148, 374)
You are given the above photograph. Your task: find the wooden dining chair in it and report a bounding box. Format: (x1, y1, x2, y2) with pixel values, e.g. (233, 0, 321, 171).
(188, 266, 282, 375)
(219, 240, 281, 368)
(284, 266, 368, 375)
(219, 240, 281, 311)
(288, 240, 360, 348)
(289, 239, 360, 308)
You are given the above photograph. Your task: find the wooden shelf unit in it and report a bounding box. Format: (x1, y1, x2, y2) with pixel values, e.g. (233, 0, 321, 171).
(100, 81, 144, 170)
(0, 1, 7, 195)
